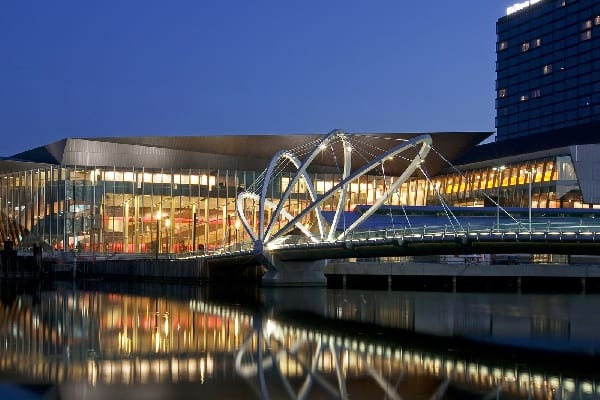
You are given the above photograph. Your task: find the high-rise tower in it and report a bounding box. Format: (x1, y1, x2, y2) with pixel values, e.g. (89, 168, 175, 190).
(496, 0, 600, 142)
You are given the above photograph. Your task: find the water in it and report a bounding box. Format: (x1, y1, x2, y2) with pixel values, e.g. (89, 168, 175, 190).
(0, 279, 599, 400)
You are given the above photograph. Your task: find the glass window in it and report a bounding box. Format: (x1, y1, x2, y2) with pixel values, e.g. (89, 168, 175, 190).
(498, 41, 508, 51)
(582, 20, 592, 30)
(498, 88, 507, 98)
(556, 156, 576, 181)
(520, 94, 529, 101)
(595, 16, 600, 25)
(543, 64, 553, 74)
(531, 88, 541, 98)
(581, 30, 592, 41)
(521, 42, 530, 52)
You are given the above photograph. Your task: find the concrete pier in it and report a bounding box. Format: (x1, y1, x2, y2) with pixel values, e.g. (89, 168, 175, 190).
(261, 257, 328, 287)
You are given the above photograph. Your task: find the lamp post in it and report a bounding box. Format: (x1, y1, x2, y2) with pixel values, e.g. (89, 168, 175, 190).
(227, 214, 232, 250)
(521, 168, 534, 232)
(155, 216, 159, 259)
(528, 169, 533, 232)
(155, 210, 161, 259)
(235, 219, 241, 250)
(493, 166, 506, 229)
(164, 218, 171, 255)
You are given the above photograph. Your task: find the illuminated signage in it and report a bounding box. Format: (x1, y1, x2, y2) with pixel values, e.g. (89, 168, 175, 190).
(506, 0, 542, 15)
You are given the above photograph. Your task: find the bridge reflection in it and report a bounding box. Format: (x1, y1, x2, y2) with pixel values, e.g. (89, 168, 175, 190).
(0, 284, 598, 399)
(192, 295, 600, 400)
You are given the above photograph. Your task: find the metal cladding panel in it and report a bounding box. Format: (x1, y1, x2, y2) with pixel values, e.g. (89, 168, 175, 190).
(570, 144, 600, 204)
(1, 131, 492, 176)
(0, 159, 53, 173)
(60, 139, 277, 170)
(86, 132, 490, 169)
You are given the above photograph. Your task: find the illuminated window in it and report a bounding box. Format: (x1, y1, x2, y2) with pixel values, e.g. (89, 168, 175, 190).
(531, 89, 541, 98)
(533, 38, 541, 47)
(498, 88, 507, 98)
(543, 64, 552, 74)
(498, 41, 508, 51)
(595, 16, 600, 25)
(521, 42, 530, 52)
(582, 20, 592, 30)
(520, 94, 529, 102)
(581, 30, 592, 41)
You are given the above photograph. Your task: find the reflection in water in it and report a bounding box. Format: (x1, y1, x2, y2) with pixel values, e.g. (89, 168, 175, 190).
(0, 280, 598, 399)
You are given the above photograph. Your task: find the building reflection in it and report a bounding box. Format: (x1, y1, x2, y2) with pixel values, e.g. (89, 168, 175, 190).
(0, 287, 598, 399)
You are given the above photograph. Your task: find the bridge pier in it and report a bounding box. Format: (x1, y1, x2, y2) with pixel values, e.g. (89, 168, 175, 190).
(261, 253, 327, 287)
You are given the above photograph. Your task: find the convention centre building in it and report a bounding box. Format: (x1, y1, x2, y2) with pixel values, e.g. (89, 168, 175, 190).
(2, 0, 600, 255)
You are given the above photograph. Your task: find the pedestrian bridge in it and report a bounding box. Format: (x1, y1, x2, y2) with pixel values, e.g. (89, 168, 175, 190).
(200, 219, 600, 286)
(218, 129, 600, 285)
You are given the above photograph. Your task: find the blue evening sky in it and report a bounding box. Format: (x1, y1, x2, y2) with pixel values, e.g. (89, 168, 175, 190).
(0, 1, 509, 157)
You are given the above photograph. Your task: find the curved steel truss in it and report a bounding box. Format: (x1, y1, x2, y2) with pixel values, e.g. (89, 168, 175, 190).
(236, 129, 432, 251)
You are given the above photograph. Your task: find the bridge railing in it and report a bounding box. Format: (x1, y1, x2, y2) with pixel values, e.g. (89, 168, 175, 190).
(259, 221, 600, 250)
(165, 221, 600, 257)
(343, 221, 600, 243)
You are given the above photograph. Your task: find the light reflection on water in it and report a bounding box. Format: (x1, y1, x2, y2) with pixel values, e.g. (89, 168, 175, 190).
(0, 280, 598, 399)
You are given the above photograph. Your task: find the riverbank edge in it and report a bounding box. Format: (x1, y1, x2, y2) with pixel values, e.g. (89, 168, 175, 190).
(325, 261, 600, 292)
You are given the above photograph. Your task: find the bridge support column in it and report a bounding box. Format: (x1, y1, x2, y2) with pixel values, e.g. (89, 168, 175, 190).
(261, 254, 327, 287)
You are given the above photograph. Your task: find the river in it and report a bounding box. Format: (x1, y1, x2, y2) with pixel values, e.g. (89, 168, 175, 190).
(0, 279, 598, 399)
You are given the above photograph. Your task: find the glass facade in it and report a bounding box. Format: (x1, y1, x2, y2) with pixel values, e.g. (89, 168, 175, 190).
(0, 154, 585, 254)
(496, 0, 600, 140)
(0, 166, 397, 254)
(427, 155, 582, 208)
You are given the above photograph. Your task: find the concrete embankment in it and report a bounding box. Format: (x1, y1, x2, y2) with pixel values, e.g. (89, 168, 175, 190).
(325, 261, 600, 292)
(64, 258, 600, 293)
(6, 249, 600, 293)
(66, 254, 263, 283)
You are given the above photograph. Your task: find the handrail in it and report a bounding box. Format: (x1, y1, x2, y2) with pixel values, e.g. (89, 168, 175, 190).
(29, 221, 600, 260)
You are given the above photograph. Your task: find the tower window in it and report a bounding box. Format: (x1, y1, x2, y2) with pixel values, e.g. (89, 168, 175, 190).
(520, 95, 529, 102)
(498, 89, 507, 98)
(581, 30, 592, 41)
(543, 65, 553, 74)
(498, 41, 508, 51)
(595, 16, 600, 25)
(532, 89, 541, 98)
(521, 42, 530, 52)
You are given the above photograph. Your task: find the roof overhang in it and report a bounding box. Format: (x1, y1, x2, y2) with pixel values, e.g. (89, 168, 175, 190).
(2, 131, 492, 177)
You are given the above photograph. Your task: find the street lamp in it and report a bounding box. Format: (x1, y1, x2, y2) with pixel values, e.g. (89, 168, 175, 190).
(521, 168, 535, 232)
(155, 210, 162, 259)
(528, 169, 534, 232)
(234, 219, 241, 250)
(493, 166, 506, 229)
(164, 218, 171, 254)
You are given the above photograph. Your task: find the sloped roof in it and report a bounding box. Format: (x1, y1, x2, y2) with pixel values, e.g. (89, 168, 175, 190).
(1, 131, 492, 176)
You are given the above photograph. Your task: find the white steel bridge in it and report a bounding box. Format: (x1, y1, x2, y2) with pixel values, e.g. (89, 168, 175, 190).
(223, 129, 600, 285)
